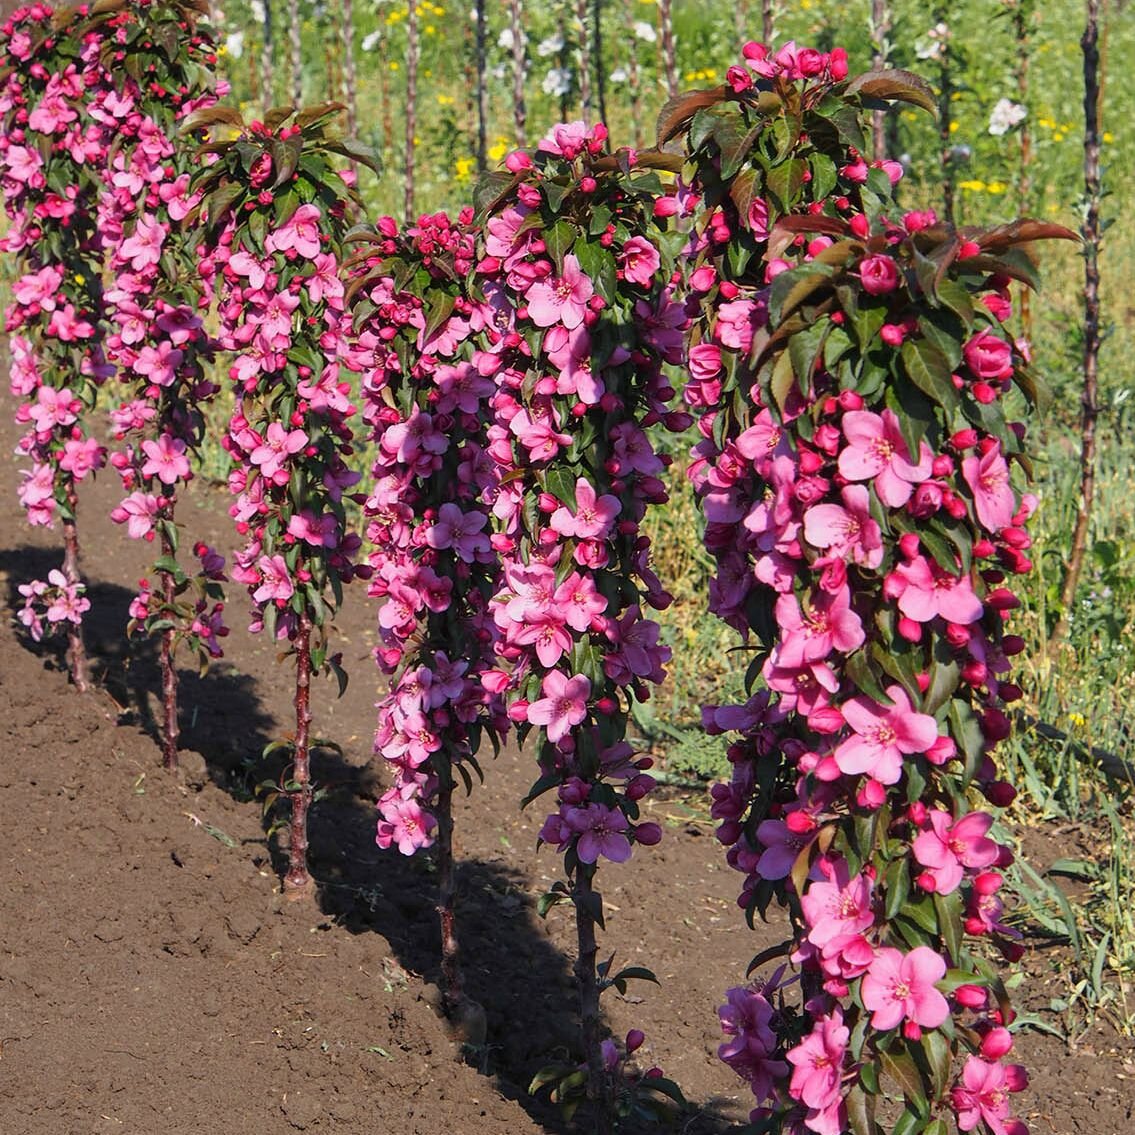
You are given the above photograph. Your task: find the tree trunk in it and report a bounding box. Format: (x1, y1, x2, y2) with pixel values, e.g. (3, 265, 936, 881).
(1054, 0, 1103, 644)
(284, 610, 314, 894)
(509, 0, 527, 147)
(475, 0, 488, 171)
(658, 0, 677, 99)
(260, 0, 274, 110)
(734, 0, 750, 46)
(762, 0, 776, 42)
(61, 487, 90, 693)
(287, 0, 302, 105)
(870, 0, 891, 162)
(159, 521, 180, 769)
(404, 1, 419, 224)
(936, 6, 955, 225)
(436, 773, 461, 1012)
(575, 0, 592, 120)
(1014, 1, 1035, 340)
(622, 0, 643, 147)
(342, 0, 358, 139)
(592, 0, 606, 126)
(574, 867, 613, 1134)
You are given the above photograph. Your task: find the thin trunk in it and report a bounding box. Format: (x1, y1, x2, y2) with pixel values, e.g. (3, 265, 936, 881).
(284, 609, 314, 893)
(870, 0, 891, 162)
(574, 867, 613, 1134)
(159, 523, 179, 769)
(557, 6, 570, 123)
(575, 0, 592, 120)
(436, 774, 462, 1012)
(761, 0, 777, 42)
(342, 0, 358, 139)
(734, 0, 750, 45)
(462, 15, 477, 153)
(1054, 0, 1103, 643)
(61, 487, 90, 693)
(658, 0, 677, 99)
(1014, 1, 1034, 340)
(288, 0, 302, 105)
(509, 0, 527, 147)
(936, 8, 955, 225)
(404, 1, 419, 225)
(623, 0, 643, 147)
(475, 0, 488, 171)
(379, 25, 393, 164)
(592, 0, 606, 126)
(261, 0, 275, 110)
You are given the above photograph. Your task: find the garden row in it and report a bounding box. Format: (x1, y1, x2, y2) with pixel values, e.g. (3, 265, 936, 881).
(1, 3, 1073, 1133)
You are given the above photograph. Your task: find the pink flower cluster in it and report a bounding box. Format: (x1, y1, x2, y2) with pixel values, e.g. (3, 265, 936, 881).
(17, 568, 90, 642)
(473, 121, 686, 868)
(2, 5, 110, 533)
(350, 211, 507, 852)
(203, 144, 365, 641)
(686, 42, 1035, 1134)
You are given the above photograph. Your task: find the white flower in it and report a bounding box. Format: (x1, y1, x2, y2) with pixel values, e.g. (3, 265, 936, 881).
(988, 98, 1027, 136)
(361, 30, 381, 52)
(224, 31, 244, 59)
(537, 33, 564, 58)
(542, 67, 572, 97)
(249, 0, 265, 22)
(609, 67, 628, 83)
(633, 21, 657, 43)
(914, 39, 943, 61)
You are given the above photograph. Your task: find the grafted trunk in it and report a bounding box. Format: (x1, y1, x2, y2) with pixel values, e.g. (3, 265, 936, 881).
(870, 0, 891, 162)
(284, 610, 314, 894)
(158, 521, 179, 769)
(404, 1, 419, 224)
(1054, 0, 1104, 644)
(260, 0, 274, 109)
(509, 0, 527, 146)
(342, 0, 358, 138)
(475, 0, 488, 170)
(658, 0, 676, 99)
(61, 487, 90, 693)
(287, 0, 302, 105)
(574, 867, 613, 1134)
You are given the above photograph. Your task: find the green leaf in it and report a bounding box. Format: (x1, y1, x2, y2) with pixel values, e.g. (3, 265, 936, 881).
(935, 277, 975, 326)
(902, 338, 959, 413)
(769, 349, 796, 415)
(422, 292, 456, 344)
(845, 1081, 876, 1135)
(892, 1106, 926, 1135)
(883, 856, 912, 921)
(770, 263, 834, 326)
(879, 1044, 927, 1103)
(787, 321, 829, 396)
(544, 219, 576, 275)
(845, 650, 894, 706)
(766, 157, 807, 212)
(809, 152, 838, 202)
(920, 1028, 952, 1099)
(573, 239, 617, 302)
(846, 68, 938, 113)
(934, 888, 964, 965)
(948, 699, 985, 788)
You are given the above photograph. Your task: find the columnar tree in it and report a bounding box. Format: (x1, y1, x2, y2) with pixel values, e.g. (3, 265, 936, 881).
(663, 40, 1074, 1135)
(1, 2, 112, 688)
(473, 122, 688, 1130)
(191, 105, 378, 894)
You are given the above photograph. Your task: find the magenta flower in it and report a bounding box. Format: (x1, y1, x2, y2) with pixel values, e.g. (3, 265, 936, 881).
(550, 477, 621, 540)
(834, 684, 939, 785)
(800, 863, 874, 948)
(140, 435, 191, 486)
(838, 409, 933, 507)
(891, 554, 984, 625)
(376, 791, 437, 855)
(951, 1055, 1028, 1134)
(250, 421, 308, 481)
(526, 670, 591, 742)
(110, 491, 161, 540)
(618, 235, 661, 286)
(265, 202, 323, 259)
(861, 945, 949, 1031)
(718, 986, 788, 1104)
(786, 1009, 849, 1112)
(962, 443, 1016, 532)
(525, 253, 594, 329)
(913, 809, 1001, 894)
(963, 328, 1014, 381)
(774, 586, 865, 666)
(426, 502, 491, 562)
(252, 554, 294, 604)
(564, 802, 632, 863)
(802, 485, 884, 569)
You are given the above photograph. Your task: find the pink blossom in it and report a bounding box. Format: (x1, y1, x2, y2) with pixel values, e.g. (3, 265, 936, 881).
(376, 791, 437, 854)
(525, 254, 594, 329)
(951, 1056, 1028, 1134)
(786, 1010, 848, 1112)
(253, 554, 294, 604)
(564, 802, 632, 863)
(834, 684, 939, 784)
(775, 587, 865, 666)
(858, 253, 900, 295)
(718, 986, 788, 1104)
(426, 503, 491, 562)
(860, 945, 949, 1031)
(913, 810, 1001, 894)
(838, 409, 933, 507)
(265, 203, 323, 259)
(250, 422, 308, 481)
(618, 236, 661, 286)
(110, 491, 161, 539)
(118, 214, 167, 271)
(962, 444, 1016, 531)
(526, 670, 590, 742)
(803, 486, 884, 568)
(800, 863, 874, 947)
(964, 329, 1014, 380)
(140, 435, 191, 486)
(549, 477, 621, 540)
(891, 554, 984, 625)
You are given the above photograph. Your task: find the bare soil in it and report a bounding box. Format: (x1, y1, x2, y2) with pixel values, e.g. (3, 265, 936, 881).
(1, 412, 1133, 1134)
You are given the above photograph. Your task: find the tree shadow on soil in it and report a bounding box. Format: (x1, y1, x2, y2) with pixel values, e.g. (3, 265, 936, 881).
(1, 545, 740, 1134)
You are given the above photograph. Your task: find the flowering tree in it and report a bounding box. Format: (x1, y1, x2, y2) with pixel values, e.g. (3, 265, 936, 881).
(191, 104, 378, 894)
(347, 209, 508, 1018)
(79, 0, 229, 768)
(471, 121, 688, 1129)
(1, 2, 113, 689)
(663, 41, 1074, 1135)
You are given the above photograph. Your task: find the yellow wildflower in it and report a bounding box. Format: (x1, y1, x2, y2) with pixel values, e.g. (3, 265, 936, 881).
(958, 179, 987, 192)
(455, 157, 475, 181)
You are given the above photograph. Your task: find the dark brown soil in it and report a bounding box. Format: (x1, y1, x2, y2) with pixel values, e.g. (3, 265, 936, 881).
(1, 411, 1133, 1134)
